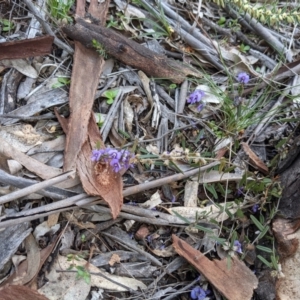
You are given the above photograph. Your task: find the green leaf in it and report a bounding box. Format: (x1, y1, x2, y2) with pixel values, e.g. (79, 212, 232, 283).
(172, 210, 191, 224)
(169, 160, 184, 174)
(217, 16, 226, 25)
(250, 215, 264, 231)
(207, 235, 226, 244)
(271, 255, 279, 270)
(256, 245, 273, 253)
(118, 129, 130, 139)
(103, 89, 119, 99)
(235, 208, 245, 218)
(257, 225, 270, 240)
(204, 183, 218, 199)
(83, 273, 91, 284)
(257, 255, 272, 268)
(106, 98, 114, 104)
(194, 224, 214, 234)
(52, 77, 70, 88)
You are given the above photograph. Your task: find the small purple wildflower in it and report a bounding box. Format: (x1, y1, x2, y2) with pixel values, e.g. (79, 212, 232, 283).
(197, 102, 205, 112)
(237, 72, 250, 84)
(91, 149, 105, 161)
(190, 286, 210, 300)
(110, 158, 122, 173)
(187, 90, 205, 104)
(171, 195, 176, 203)
(159, 244, 165, 250)
(128, 232, 134, 239)
(252, 204, 259, 213)
(91, 147, 135, 173)
(146, 235, 153, 243)
(237, 186, 244, 196)
(233, 240, 242, 254)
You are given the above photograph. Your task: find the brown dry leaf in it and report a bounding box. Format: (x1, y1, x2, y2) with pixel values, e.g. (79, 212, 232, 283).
(0, 136, 61, 179)
(0, 285, 49, 300)
(1, 235, 59, 287)
(47, 213, 60, 228)
(55, 0, 123, 219)
(109, 253, 121, 266)
(63, 211, 95, 229)
(63, 0, 109, 172)
(172, 235, 258, 300)
(150, 245, 176, 257)
(242, 142, 269, 175)
(58, 112, 123, 219)
(0, 36, 54, 60)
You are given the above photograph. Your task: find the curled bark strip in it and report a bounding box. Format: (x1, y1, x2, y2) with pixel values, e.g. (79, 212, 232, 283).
(0, 36, 54, 60)
(62, 19, 202, 84)
(172, 235, 258, 300)
(242, 142, 269, 175)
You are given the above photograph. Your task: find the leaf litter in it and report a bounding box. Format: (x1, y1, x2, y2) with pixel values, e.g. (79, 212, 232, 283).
(1, 0, 300, 299)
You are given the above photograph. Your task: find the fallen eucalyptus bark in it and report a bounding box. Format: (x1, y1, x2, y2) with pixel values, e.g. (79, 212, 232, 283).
(62, 18, 202, 84)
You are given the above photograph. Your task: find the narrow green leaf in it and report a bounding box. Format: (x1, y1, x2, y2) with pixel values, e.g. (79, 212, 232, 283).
(204, 183, 218, 199)
(250, 215, 264, 231)
(271, 255, 279, 270)
(172, 210, 191, 224)
(169, 160, 184, 174)
(256, 245, 273, 253)
(257, 255, 272, 268)
(207, 235, 226, 244)
(194, 224, 214, 234)
(257, 225, 270, 240)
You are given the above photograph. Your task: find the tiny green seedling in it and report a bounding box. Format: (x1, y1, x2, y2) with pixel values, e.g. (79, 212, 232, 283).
(0, 19, 15, 32)
(75, 266, 91, 284)
(217, 16, 226, 27)
(52, 77, 70, 88)
(106, 12, 126, 30)
(103, 89, 119, 104)
(92, 39, 107, 58)
(240, 43, 250, 53)
(66, 254, 91, 284)
(47, 0, 74, 23)
(96, 113, 104, 129)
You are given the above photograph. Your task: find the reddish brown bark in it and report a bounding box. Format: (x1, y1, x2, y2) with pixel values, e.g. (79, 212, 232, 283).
(172, 235, 258, 300)
(0, 36, 54, 60)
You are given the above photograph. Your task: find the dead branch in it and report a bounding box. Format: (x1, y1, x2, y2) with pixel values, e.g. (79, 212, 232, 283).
(62, 18, 202, 84)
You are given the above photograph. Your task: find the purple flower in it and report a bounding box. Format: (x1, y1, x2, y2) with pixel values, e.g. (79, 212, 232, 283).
(252, 204, 259, 213)
(110, 158, 122, 172)
(91, 149, 105, 161)
(146, 235, 153, 243)
(187, 90, 205, 104)
(107, 148, 121, 160)
(171, 195, 176, 203)
(197, 102, 205, 112)
(233, 240, 242, 254)
(190, 286, 209, 300)
(237, 186, 244, 196)
(237, 72, 250, 84)
(91, 147, 135, 173)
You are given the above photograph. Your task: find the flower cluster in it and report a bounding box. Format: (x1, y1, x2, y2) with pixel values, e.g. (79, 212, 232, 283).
(237, 72, 250, 84)
(91, 148, 134, 173)
(187, 89, 206, 112)
(190, 286, 210, 300)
